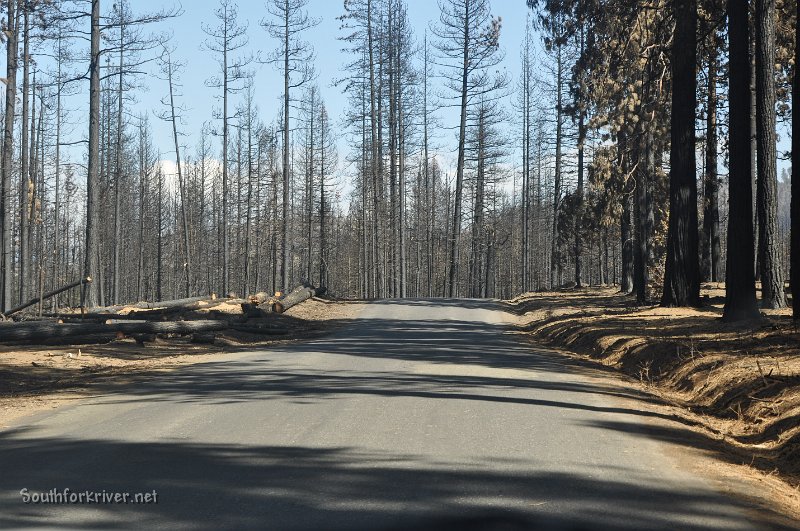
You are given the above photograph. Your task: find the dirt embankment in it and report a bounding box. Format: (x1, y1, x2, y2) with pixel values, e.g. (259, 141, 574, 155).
(0, 298, 364, 426)
(510, 285, 800, 488)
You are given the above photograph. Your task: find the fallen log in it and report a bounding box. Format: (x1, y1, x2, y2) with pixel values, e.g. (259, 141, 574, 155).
(272, 285, 326, 314)
(0, 319, 230, 342)
(248, 292, 271, 304)
(241, 302, 273, 318)
(3, 277, 92, 318)
(0, 318, 291, 344)
(87, 294, 217, 314)
(202, 298, 248, 310)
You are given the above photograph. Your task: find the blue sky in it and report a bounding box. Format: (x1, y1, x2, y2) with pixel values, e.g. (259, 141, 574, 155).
(133, 0, 532, 178)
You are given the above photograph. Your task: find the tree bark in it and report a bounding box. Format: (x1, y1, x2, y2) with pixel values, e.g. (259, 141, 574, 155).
(792, 0, 799, 319)
(723, 0, 761, 322)
(1, 0, 19, 313)
(551, 41, 563, 290)
(222, 8, 230, 297)
(754, 0, 786, 308)
(88, 294, 216, 314)
(575, 22, 585, 289)
(112, 20, 124, 305)
(702, 41, 722, 283)
(0, 319, 228, 342)
(632, 135, 649, 303)
(619, 133, 634, 294)
(272, 284, 325, 313)
(83, 0, 101, 308)
(19, 7, 29, 306)
(0, 319, 289, 344)
(661, 0, 700, 307)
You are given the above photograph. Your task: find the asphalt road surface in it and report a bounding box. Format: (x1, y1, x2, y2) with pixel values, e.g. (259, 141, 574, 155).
(0, 300, 775, 530)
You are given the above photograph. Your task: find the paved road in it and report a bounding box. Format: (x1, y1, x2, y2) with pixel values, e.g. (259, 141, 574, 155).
(0, 300, 769, 530)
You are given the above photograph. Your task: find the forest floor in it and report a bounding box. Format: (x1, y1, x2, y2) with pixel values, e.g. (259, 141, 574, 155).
(0, 298, 365, 427)
(509, 284, 800, 516)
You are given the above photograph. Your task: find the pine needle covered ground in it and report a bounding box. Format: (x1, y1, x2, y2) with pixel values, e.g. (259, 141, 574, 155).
(511, 285, 800, 510)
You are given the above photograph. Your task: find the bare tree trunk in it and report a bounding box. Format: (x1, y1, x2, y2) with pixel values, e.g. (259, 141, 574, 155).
(19, 7, 29, 305)
(281, 2, 291, 292)
(551, 42, 563, 290)
(367, 0, 381, 299)
(447, 2, 470, 298)
(723, 0, 760, 321)
(702, 41, 722, 283)
(397, 32, 407, 299)
(156, 167, 163, 301)
(244, 107, 253, 296)
(51, 28, 64, 311)
(620, 132, 633, 294)
(319, 106, 327, 287)
(305, 88, 315, 285)
(388, 8, 397, 298)
(29, 70, 39, 302)
(222, 33, 229, 296)
(754, 0, 786, 308)
(166, 52, 192, 298)
(83, 0, 101, 308)
(792, 0, 799, 319)
(360, 84, 369, 298)
(136, 120, 147, 301)
(661, 0, 700, 307)
(423, 33, 433, 298)
(112, 25, 124, 304)
(1, 0, 18, 313)
(574, 22, 585, 289)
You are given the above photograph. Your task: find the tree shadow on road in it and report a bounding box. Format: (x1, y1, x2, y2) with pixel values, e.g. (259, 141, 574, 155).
(85, 315, 669, 416)
(0, 428, 774, 530)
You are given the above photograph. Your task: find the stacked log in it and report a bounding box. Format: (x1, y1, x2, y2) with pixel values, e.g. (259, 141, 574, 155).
(0, 286, 322, 345)
(87, 294, 217, 314)
(273, 286, 327, 313)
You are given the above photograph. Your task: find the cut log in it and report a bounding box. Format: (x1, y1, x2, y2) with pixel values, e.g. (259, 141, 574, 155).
(3, 277, 91, 318)
(202, 298, 248, 310)
(87, 294, 217, 314)
(0, 319, 230, 342)
(272, 285, 326, 314)
(241, 302, 274, 318)
(249, 292, 271, 304)
(0, 318, 290, 344)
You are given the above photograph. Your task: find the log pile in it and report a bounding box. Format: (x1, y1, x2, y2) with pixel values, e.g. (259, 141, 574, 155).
(0, 284, 326, 346)
(240, 285, 327, 316)
(273, 285, 327, 313)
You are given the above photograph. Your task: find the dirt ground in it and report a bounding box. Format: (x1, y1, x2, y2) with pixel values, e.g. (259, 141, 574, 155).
(0, 298, 364, 427)
(509, 284, 800, 518)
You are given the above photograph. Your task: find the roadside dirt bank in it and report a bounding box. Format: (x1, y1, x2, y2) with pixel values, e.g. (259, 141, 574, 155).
(509, 285, 800, 519)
